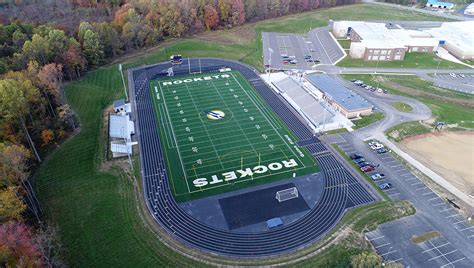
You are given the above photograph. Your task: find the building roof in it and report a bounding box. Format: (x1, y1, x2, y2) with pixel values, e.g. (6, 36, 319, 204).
(426, 0, 454, 8)
(425, 21, 474, 54)
(113, 99, 126, 108)
(109, 114, 135, 140)
(305, 74, 372, 112)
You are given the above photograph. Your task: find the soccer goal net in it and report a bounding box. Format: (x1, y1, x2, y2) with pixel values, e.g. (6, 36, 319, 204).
(275, 187, 299, 202)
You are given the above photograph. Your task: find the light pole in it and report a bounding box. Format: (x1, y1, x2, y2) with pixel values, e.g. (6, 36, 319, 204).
(435, 56, 441, 75)
(268, 47, 273, 80)
(118, 64, 128, 101)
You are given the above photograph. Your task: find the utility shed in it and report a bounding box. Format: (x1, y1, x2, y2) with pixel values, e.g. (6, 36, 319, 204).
(305, 74, 372, 119)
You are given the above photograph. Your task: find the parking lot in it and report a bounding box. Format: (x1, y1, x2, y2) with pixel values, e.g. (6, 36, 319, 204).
(262, 28, 344, 70)
(427, 73, 474, 94)
(330, 133, 474, 266)
(366, 216, 472, 267)
(262, 32, 320, 70)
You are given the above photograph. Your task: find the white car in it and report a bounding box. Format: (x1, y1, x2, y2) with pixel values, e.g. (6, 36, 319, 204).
(449, 73, 456, 78)
(369, 143, 384, 150)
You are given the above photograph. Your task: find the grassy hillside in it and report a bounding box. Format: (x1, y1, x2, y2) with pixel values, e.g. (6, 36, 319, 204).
(33, 4, 451, 266)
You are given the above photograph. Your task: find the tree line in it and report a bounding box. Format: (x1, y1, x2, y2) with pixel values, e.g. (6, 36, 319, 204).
(0, 0, 359, 265)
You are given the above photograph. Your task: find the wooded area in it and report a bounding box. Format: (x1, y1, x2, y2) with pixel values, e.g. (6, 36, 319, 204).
(0, 0, 360, 266)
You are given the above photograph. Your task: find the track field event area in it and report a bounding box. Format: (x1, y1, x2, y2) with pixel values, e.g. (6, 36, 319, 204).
(150, 70, 319, 202)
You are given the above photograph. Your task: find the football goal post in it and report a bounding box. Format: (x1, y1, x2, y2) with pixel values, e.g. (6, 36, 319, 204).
(275, 187, 299, 202)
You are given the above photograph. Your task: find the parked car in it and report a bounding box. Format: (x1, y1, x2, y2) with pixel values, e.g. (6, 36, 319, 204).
(365, 85, 373, 90)
(289, 59, 298, 64)
(358, 162, 372, 168)
(289, 55, 296, 59)
(460, 74, 466, 78)
(350, 153, 363, 160)
(369, 142, 384, 150)
(379, 182, 392, 190)
(361, 165, 375, 172)
(353, 158, 366, 164)
(371, 173, 385, 181)
(282, 60, 289, 64)
(449, 73, 456, 78)
(383, 89, 388, 94)
(304, 55, 312, 59)
(281, 54, 289, 59)
(376, 148, 388, 154)
(377, 88, 383, 93)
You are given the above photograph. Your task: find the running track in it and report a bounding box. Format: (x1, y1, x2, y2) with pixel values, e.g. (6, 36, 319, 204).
(129, 58, 376, 257)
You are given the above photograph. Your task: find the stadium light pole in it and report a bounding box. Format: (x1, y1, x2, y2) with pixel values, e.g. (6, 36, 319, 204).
(268, 47, 273, 80)
(119, 64, 128, 101)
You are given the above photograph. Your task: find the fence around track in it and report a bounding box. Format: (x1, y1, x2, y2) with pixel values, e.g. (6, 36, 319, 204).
(129, 58, 376, 257)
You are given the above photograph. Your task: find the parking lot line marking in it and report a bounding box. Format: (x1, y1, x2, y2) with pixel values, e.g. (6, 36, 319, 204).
(440, 257, 466, 268)
(400, 173, 412, 177)
(416, 186, 428, 191)
(381, 250, 397, 257)
(376, 242, 391, 249)
(390, 164, 402, 168)
(380, 156, 392, 160)
(453, 219, 466, 225)
(369, 235, 385, 241)
(385, 160, 397, 164)
(384, 188, 397, 192)
(433, 202, 446, 207)
(422, 191, 435, 196)
(405, 178, 417, 182)
(428, 197, 440, 201)
(446, 214, 458, 219)
(386, 258, 403, 264)
(388, 193, 401, 197)
(422, 242, 450, 253)
(459, 226, 474, 231)
(428, 249, 457, 261)
(439, 207, 453, 212)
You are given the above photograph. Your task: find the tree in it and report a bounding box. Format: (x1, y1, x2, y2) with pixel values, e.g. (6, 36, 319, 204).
(21, 34, 50, 65)
(40, 129, 54, 147)
(58, 104, 76, 130)
(204, 5, 219, 30)
(0, 187, 26, 222)
(0, 79, 41, 162)
(82, 29, 104, 65)
(0, 143, 31, 187)
(0, 222, 43, 267)
(218, 0, 230, 23)
(230, 0, 246, 26)
(58, 44, 86, 80)
(37, 63, 64, 104)
(350, 252, 381, 268)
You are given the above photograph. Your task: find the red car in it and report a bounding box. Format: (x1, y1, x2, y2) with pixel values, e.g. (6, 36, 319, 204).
(282, 60, 289, 64)
(361, 165, 375, 173)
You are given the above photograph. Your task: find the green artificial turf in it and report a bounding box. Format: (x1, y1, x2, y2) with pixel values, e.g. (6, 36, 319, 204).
(150, 71, 318, 201)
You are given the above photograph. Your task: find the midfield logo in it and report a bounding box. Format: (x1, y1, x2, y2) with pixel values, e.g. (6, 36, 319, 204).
(206, 110, 225, 120)
(162, 74, 231, 86)
(192, 159, 298, 188)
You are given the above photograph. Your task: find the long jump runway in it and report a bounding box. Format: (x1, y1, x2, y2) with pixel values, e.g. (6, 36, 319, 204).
(130, 58, 376, 257)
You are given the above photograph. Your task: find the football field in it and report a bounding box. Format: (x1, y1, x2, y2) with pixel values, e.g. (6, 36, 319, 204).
(150, 70, 319, 202)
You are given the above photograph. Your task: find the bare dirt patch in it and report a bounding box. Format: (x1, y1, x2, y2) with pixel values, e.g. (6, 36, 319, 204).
(193, 23, 256, 44)
(401, 132, 474, 196)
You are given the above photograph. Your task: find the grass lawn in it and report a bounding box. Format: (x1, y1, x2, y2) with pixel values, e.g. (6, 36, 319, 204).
(342, 74, 474, 141)
(33, 3, 448, 266)
(385, 121, 433, 142)
(337, 39, 351, 50)
(392, 101, 413, 112)
(337, 52, 467, 69)
(352, 112, 385, 129)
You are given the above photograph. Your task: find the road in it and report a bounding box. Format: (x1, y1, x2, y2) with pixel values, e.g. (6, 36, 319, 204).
(363, 0, 473, 21)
